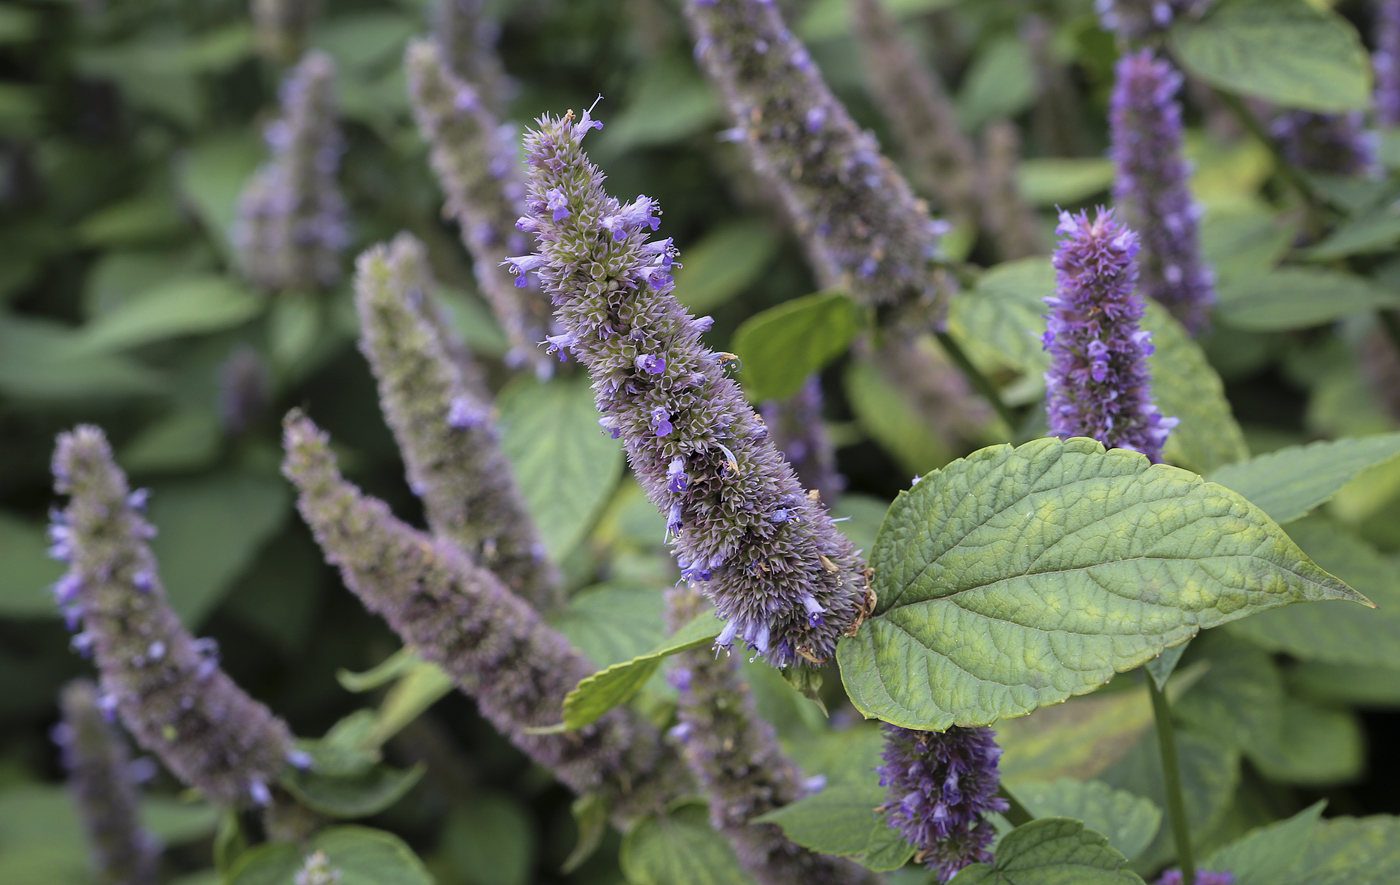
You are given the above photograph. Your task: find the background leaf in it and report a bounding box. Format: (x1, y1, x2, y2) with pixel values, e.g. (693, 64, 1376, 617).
(1277, 816, 1400, 885)
(1008, 780, 1162, 863)
(620, 802, 754, 885)
(732, 290, 861, 402)
(949, 818, 1141, 885)
(0, 512, 63, 617)
(1215, 269, 1400, 332)
(1208, 434, 1400, 525)
(673, 221, 779, 314)
(70, 276, 265, 355)
(1206, 801, 1325, 885)
(225, 825, 433, 885)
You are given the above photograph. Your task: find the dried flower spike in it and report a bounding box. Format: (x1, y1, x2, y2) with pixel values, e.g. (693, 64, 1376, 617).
(51, 426, 295, 808)
(665, 586, 878, 885)
(354, 233, 559, 608)
(406, 39, 556, 375)
(512, 108, 866, 667)
(1109, 49, 1215, 336)
(684, 0, 950, 322)
(55, 679, 161, 885)
(877, 723, 1008, 883)
(1043, 209, 1175, 461)
(282, 412, 680, 821)
(235, 50, 349, 292)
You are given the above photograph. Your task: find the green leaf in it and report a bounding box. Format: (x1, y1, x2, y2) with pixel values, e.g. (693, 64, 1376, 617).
(1097, 730, 1240, 872)
(76, 190, 185, 248)
(338, 649, 420, 693)
(1173, 633, 1284, 752)
(148, 472, 290, 627)
(120, 409, 224, 474)
(362, 661, 454, 749)
(832, 493, 891, 559)
(1215, 268, 1400, 332)
(563, 793, 609, 874)
(1225, 517, 1400, 667)
(1012, 781, 1161, 863)
(1278, 815, 1400, 885)
(952, 258, 1054, 376)
(279, 760, 425, 819)
(548, 581, 668, 670)
(311, 13, 418, 70)
(1207, 433, 1400, 525)
(1244, 696, 1364, 786)
(1289, 661, 1400, 707)
(440, 793, 537, 885)
(1145, 642, 1188, 692)
(996, 687, 1154, 785)
(732, 290, 861, 402)
(1144, 301, 1249, 474)
(1168, 0, 1371, 113)
(956, 36, 1037, 131)
(497, 377, 624, 561)
(595, 58, 720, 156)
(561, 609, 724, 730)
(177, 135, 264, 258)
(0, 315, 167, 400)
(1300, 204, 1400, 260)
(1198, 209, 1297, 287)
(225, 825, 433, 885)
(620, 801, 754, 885)
(673, 220, 779, 313)
(70, 275, 265, 355)
(1206, 800, 1325, 885)
(1016, 159, 1116, 208)
(838, 437, 1363, 730)
(948, 818, 1143, 885)
(753, 779, 888, 859)
(844, 360, 952, 476)
(0, 512, 63, 617)
(797, 0, 957, 41)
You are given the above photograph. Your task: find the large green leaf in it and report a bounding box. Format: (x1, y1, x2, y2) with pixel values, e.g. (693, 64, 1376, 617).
(752, 778, 894, 862)
(148, 472, 290, 627)
(1215, 268, 1400, 331)
(1301, 204, 1400, 260)
(1207, 434, 1400, 525)
(560, 610, 724, 730)
(1207, 801, 1325, 885)
(673, 220, 778, 313)
(1011, 780, 1161, 862)
(1198, 209, 1296, 287)
(844, 360, 952, 476)
(955, 36, 1037, 131)
(1169, 0, 1371, 113)
(1017, 159, 1115, 208)
(548, 581, 669, 669)
(224, 825, 432, 885)
(177, 135, 263, 257)
(620, 802, 754, 885)
(440, 793, 537, 885)
(0, 512, 63, 617)
(732, 290, 861, 402)
(497, 377, 624, 561)
(837, 438, 1363, 730)
(996, 687, 1154, 785)
(1289, 661, 1400, 707)
(69, 275, 265, 355)
(951, 258, 1054, 376)
(1244, 696, 1364, 786)
(595, 57, 720, 156)
(1225, 517, 1400, 667)
(0, 315, 167, 400)
(949, 818, 1143, 885)
(1277, 816, 1400, 885)
(1173, 632, 1284, 752)
(1144, 302, 1249, 474)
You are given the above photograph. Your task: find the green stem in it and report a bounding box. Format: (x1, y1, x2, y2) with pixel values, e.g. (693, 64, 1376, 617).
(1148, 677, 1196, 885)
(997, 784, 1034, 828)
(933, 330, 1019, 430)
(1379, 309, 1400, 363)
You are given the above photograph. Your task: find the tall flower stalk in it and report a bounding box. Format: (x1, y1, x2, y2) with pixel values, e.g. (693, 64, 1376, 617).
(282, 413, 681, 822)
(876, 723, 1008, 882)
(510, 108, 868, 668)
(55, 679, 161, 885)
(234, 51, 349, 292)
(50, 427, 297, 808)
(683, 0, 951, 322)
(1043, 209, 1175, 461)
(665, 586, 877, 885)
(355, 233, 560, 608)
(1109, 49, 1215, 336)
(406, 39, 556, 376)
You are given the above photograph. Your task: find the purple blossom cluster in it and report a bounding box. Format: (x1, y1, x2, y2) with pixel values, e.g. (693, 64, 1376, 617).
(877, 724, 1009, 883)
(1109, 49, 1215, 336)
(665, 586, 876, 885)
(760, 377, 844, 507)
(354, 233, 559, 609)
(1043, 209, 1175, 462)
(1095, 0, 1213, 41)
(50, 426, 297, 808)
(1377, 0, 1400, 128)
(1270, 110, 1378, 178)
(406, 39, 555, 376)
(234, 51, 350, 292)
(281, 413, 681, 822)
(1156, 871, 1234, 885)
(55, 679, 161, 885)
(510, 109, 867, 668)
(684, 0, 950, 322)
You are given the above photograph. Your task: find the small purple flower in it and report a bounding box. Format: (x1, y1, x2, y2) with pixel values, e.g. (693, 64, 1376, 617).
(503, 253, 545, 287)
(878, 724, 1008, 883)
(636, 353, 667, 375)
(545, 187, 570, 221)
(1043, 209, 1176, 462)
(1156, 871, 1234, 885)
(667, 457, 688, 493)
(651, 407, 674, 438)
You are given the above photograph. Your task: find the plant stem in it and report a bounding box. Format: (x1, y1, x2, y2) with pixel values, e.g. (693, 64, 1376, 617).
(933, 330, 1019, 430)
(997, 785, 1034, 828)
(1148, 677, 1196, 885)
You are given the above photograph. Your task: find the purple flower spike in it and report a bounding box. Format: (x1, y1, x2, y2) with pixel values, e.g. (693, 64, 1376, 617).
(1378, 1, 1400, 128)
(1156, 871, 1234, 885)
(1109, 49, 1215, 336)
(518, 109, 868, 668)
(1043, 209, 1176, 462)
(878, 724, 1008, 883)
(1096, 0, 1213, 41)
(1271, 110, 1378, 178)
